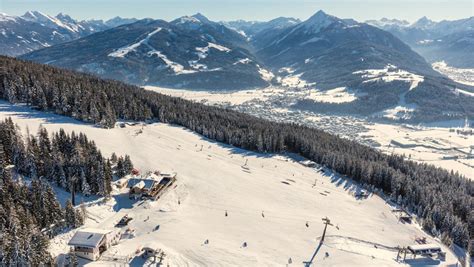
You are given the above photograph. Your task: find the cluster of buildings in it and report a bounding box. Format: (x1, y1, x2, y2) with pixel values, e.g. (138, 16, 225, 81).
(66, 170, 177, 263)
(115, 170, 177, 200)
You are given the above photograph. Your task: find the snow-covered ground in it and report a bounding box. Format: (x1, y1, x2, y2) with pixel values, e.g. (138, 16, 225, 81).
(277, 73, 316, 88)
(108, 27, 163, 58)
(143, 86, 473, 179)
(353, 64, 425, 121)
(188, 42, 231, 72)
(257, 65, 275, 82)
(144, 85, 279, 105)
(305, 87, 366, 103)
(144, 86, 364, 106)
(0, 101, 462, 266)
(372, 90, 418, 121)
(432, 61, 474, 86)
(354, 64, 424, 91)
(363, 123, 473, 178)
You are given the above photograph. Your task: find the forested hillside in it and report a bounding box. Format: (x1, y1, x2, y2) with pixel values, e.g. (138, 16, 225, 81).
(0, 117, 133, 196)
(0, 117, 133, 265)
(0, 56, 472, 255)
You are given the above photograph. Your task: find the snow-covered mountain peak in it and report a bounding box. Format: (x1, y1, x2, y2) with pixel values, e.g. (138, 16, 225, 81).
(301, 10, 338, 33)
(192, 13, 211, 24)
(22, 11, 52, 22)
(105, 16, 138, 27)
(55, 13, 76, 23)
(366, 18, 410, 28)
(306, 10, 335, 22)
(173, 13, 212, 27)
(0, 12, 17, 22)
(173, 15, 202, 27)
(269, 17, 301, 28)
(21, 10, 81, 32)
(412, 16, 435, 29)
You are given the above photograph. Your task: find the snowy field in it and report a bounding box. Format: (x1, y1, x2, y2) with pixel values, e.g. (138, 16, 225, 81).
(144, 85, 364, 106)
(144, 86, 279, 105)
(433, 61, 474, 87)
(305, 87, 367, 103)
(0, 101, 461, 266)
(363, 123, 473, 179)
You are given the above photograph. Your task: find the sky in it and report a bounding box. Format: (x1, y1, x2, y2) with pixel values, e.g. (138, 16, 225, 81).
(1, 0, 473, 22)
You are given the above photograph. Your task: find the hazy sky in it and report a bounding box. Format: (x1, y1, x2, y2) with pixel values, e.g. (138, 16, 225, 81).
(1, 0, 473, 22)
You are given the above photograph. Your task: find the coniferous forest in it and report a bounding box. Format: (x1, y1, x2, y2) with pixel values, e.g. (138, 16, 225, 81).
(0, 56, 472, 255)
(0, 117, 133, 265)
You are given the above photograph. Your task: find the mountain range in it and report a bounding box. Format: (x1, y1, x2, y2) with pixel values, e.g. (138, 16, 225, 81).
(0, 11, 136, 56)
(20, 15, 270, 90)
(223, 17, 301, 38)
(21, 11, 438, 90)
(1, 10, 472, 122)
(366, 16, 474, 68)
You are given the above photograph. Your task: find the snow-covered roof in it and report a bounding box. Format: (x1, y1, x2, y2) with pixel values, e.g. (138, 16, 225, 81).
(68, 228, 111, 247)
(127, 178, 156, 189)
(408, 244, 441, 251)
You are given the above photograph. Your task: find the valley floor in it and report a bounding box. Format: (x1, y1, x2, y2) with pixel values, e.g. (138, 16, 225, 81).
(0, 101, 461, 266)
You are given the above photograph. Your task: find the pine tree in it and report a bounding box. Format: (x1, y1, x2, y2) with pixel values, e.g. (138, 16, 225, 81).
(110, 152, 118, 164)
(116, 157, 125, 178)
(25, 134, 39, 179)
(43, 185, 64, 228)
(123, 155, 133, 175)
(104, 160, 113, 198)
(74, 208, 84, 227)
(80, 169, 91, 196)
(37, 126, 52, 178)
(0, 143, 5, 173)
(57, 165, 67, 189)
(65, 200, 76, 228)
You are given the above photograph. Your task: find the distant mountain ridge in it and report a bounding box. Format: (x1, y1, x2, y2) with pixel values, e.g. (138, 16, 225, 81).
(19, 10, 474, 122)
(367, 16, 474, 67)
(0, 11, 137, 56)
(254, 10, 437, 87)
(22, 14, 271, 90)
(223, 17, 301, 38)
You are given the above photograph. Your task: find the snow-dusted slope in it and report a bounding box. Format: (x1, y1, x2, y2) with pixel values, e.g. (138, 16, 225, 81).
(254, 10, 437, 93)
(368, 16, 474, 68)
(108, 27, 163, 58)
(22, 17, 269, 90)
(0, 11, 135, 56)
(353, 64, 424, 91)
(433, 61, 474, 86)
(0, 101, 459, 266)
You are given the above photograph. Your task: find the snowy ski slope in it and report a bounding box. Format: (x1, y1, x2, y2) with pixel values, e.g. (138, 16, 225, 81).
(0, 101, 459, 266)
